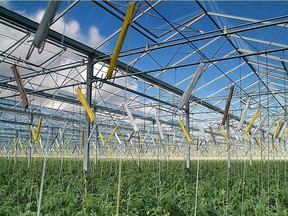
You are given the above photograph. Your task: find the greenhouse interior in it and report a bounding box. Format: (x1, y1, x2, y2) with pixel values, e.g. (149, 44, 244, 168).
(1, 0, 288, 215)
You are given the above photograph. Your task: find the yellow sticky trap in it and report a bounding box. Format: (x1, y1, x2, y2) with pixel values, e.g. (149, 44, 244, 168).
(25, 139, 31, 149)
(178, 119, 192, 143)
(35, 116, 43, 143)
(139, 133, 144, 144)
(258, 138, 264, 150)
(221, 145, 226, 153)
(30, 125, 37, 141)
(208, 146, 215, 157)
(220, 126, 230, 143)
(156, 134, 160, 142)
(106, 2, 136, 79)
(76, 87, 95, 122)
(270, 144, 275, 154)
(273, 120, 281, 139)
(282, 128, 288, 141)
(278, 140, 283, 151)
(245, 108, 261, 133)
(19, 139, 23, 148)
(56, 142, 60, 153)
(243, 131, 250, 142)
(107, 145, 112, 155)
(107, 127, 117, 142)
(64, 138, 69, 150)
(13, 139, 17, 152)
(99, 132, 105, 146)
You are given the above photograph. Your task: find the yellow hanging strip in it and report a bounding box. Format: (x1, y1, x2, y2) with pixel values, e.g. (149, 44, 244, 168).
(107, 145, 112, 155)
(55, 142, 60, 154)
(273, 120, 281, 139)
(243, 131, 250, 142)
(99, 132, 105, 146)
(107, 127, 117, 142)
(178, 119, 192, 143)
(282, 128, 288, 141)
(130, 146, 134, 152)
(19, 139, 23, 148)
(76, 87, 95, 122)
(221, 145, 226, 154)
(25, 139, 31, 150)
(139, 133, 144, 145)
(244, 108, 261, 133)
(35, 116, 43, 144)
(258, 138, 264, 151)
(169, 143, 176, 157)
(208, 145, 215, 157)
(64, 137, 69, 152)
(106, 2, 136, 79)
(220, 126, 230, 143)
(278, 140, 283, 151)
(156, 134, 161, 142)
(30, 125, 37, 141)
(136, 148, 140, 156)
(13, 139, 17, 153)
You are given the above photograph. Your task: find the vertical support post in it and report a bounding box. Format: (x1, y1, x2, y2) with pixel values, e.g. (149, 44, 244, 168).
(83, 55, 93, 175)
(186, 102, 190, 169)
(249, 137, 253, 166)
(28, 114, 33, 168)
(227, 116, 231, 168)
(95, 124, 99, 162)
(14, 130, 18, 162)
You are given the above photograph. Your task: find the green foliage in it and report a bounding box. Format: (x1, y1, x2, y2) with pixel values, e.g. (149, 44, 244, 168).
(0, 157, 287, 215)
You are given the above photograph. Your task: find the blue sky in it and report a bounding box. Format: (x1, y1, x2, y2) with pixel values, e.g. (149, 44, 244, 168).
(1, 0, 287, 119)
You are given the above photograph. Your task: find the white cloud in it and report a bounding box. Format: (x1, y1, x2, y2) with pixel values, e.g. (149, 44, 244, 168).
(31, 9, 104, 48)
(0, 7, 141, 115)
(0, 0, 10, 9)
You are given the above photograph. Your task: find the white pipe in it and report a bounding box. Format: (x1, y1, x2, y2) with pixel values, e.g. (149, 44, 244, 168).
(115, 132, 122, 145)
(230, 128, 240, 142)
(172, 131, 176, 146)
(124, 103, 139, 133)
(196, 121, 209, 142)
(155, 114, 164, 141)
(253, 114, 267, 136)
(178, 63, 205, 109)
(265, 120, 275, 137)
(151, 135, 156, 146)
(59, 121, 69, 141)
(142, 130, 150, 142)
(88, 123, 97, 144)
(237, 98, 250, 130)
(33, 1, 62, 49)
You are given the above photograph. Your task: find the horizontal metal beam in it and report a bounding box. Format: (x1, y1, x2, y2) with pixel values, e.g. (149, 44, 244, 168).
(0, 83, 178, 127)
(0, 6, 240, 122)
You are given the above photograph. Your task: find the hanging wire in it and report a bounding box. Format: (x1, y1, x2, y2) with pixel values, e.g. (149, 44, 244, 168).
(283, 51, 287, 184)
(194, 60, 206, 215)
(265, 53, 271, 210)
